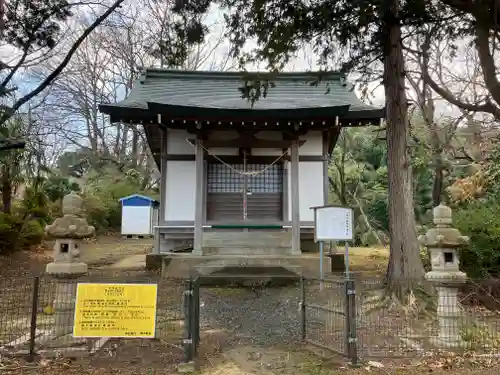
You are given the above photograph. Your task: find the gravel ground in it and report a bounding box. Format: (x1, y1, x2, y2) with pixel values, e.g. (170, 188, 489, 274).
(199, 285, 304, 347)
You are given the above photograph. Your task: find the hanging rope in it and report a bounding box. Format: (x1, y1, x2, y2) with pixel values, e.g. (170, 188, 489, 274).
(185, 138, 288, 176)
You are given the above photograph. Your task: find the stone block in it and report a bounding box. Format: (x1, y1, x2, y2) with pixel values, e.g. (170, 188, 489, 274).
(46, 262, 88, 276)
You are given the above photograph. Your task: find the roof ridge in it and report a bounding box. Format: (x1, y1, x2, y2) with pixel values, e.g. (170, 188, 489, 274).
(140, 68, 346, 81)
(119, 194, 158, 202)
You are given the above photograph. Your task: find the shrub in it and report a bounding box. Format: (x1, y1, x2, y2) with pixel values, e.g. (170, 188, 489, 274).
(454, 201, 500, 278)
(82, 194, 110, 232)
(19, 219, 45, 247)
(81, 169, 158, 233)
(359, 231, 376, 246)
(0, 212, 22, 254)
(420, 246, 431, 272)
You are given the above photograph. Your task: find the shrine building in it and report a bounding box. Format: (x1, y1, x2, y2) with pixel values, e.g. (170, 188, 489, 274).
(99, 69, 383, 274)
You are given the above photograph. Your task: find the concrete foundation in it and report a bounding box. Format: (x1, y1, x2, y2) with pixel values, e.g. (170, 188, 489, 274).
(156, 228, 321, 254)
(150, 230, 334, 280)
(146, 253, 330, 279)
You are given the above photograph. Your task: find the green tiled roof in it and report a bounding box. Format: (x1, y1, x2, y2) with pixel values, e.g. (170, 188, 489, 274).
(100, 68, 383, 119)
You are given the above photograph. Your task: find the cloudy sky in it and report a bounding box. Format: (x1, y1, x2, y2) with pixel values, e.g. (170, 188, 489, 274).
(0, 1, 485, 127)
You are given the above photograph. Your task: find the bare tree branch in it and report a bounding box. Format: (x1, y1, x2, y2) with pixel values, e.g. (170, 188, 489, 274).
(0, 0, 126, 127)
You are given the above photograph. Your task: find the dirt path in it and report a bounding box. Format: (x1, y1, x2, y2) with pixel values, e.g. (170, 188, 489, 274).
(78, 236, 153, 267)
(0, 235, 153, 281)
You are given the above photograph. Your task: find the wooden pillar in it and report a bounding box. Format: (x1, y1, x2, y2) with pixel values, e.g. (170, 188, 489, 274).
(155, 127, 167, 254)
(193, 137, 204, 255)
(159, 127, 167, 225)
(322, 131, 331, 254)
(322, 131, 329, 205)
(290, 138, 301, 254)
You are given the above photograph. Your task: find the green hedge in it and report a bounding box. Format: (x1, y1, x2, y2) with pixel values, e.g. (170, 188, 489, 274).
(0, 213, 46, 254)
(454, 201, 500, 278)
(0, 213, 21, 254)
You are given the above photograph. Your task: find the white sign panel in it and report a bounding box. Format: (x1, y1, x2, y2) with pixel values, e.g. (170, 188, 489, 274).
(314, 206, 353, 241)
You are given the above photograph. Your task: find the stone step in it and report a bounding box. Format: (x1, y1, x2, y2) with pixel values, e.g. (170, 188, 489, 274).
(203, 247, 293, 256)
(202, 231, 292, 248)
(194, 258, 302, 276)
(195, 264, 302, 277)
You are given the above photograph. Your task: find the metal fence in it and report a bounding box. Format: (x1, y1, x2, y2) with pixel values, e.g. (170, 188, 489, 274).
(301, 278, 356, 362)
(0, 270, 186, 364)
(183, 275, 500, 366)
(0, 271, 499, 367)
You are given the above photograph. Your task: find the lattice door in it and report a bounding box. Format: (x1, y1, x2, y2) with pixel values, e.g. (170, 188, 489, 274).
(206, 163, 244, 221)
(246, 163, 283, 221)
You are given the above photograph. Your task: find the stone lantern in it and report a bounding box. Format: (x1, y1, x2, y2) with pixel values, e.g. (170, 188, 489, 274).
(418, 204, 469, 348)
(45, 192, 95, 338)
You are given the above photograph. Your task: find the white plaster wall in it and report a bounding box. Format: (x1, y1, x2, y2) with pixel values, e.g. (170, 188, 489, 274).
(298, 131, 323, 156)
(287, 161, 324, 222)
(165, 161, 196, 221)
(167, 129, 194, 154)
(121, 206, 153, 235)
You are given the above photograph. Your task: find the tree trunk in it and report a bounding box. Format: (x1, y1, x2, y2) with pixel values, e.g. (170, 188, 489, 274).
(1, 165, 12, 214)
(131, 126, 139, 167)
(382, 0, 425, 293)
(120, 124, 129, 163)
(432, 163, 444, 206)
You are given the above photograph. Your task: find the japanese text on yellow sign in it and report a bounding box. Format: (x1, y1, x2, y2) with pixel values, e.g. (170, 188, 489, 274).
(73, 283, 158, 338)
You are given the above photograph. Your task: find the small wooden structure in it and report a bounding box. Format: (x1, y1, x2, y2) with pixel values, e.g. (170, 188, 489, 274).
(120, 194, 159, 236)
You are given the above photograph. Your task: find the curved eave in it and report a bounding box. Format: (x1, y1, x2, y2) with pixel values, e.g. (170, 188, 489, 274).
(100, 103, 384, 125)
(147, 102, 351, 121)
(343, 108, 385, 120)
(338, 108, 385, 127)
(99, 104, 156, 123)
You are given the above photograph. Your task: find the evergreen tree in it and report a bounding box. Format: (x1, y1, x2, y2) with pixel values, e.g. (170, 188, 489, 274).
(170, 0, 446, 294)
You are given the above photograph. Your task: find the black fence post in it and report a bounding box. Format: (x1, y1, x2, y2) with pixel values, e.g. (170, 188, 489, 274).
(183, 278, 193, 363)
(344, 277, 358, 366)
(191, 277, 200, 357)
(28, 276, 40, 361)
(300, 276, 306, 341)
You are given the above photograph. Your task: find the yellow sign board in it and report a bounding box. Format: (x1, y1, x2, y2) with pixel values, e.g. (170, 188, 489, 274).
(73, 283, 158, 338)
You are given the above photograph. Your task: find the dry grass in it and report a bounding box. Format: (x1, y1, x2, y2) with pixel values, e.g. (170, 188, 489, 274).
(347, 246, 389, 275)
(304, 246, 389, 275)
